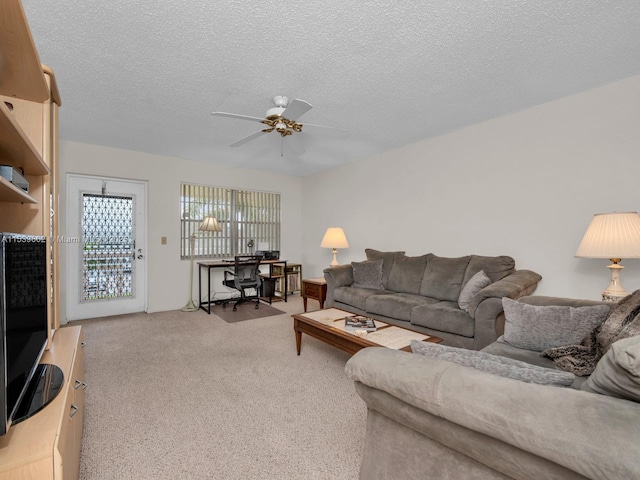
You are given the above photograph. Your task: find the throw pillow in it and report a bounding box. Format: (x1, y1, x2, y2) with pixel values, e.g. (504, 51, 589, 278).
(458, 270, 491, 312)
(502, 297, 609, 352)
(351, 259, 384, 290)
(365, 248, 404, 288)
(410, 340, 575, 386)
(542, 290, 640, 376)
(581, 335, 640, 402)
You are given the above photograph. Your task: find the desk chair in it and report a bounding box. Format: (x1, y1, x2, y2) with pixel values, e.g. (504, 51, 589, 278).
(222, 255, 263, 311)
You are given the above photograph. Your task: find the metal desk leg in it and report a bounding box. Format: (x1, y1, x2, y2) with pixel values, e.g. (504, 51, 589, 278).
(207, 265, 211, 313)
(198, 263, 203, 312)
(198, 263, 212, 314)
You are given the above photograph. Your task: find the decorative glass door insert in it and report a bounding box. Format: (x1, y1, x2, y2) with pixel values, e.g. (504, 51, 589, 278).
(81, 193, 135, 301)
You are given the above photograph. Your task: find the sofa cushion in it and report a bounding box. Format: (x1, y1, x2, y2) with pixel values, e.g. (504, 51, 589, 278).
(483, 338, 560, 369)
(419, 255, 471, 302)
(334, 286, 386, 311)
(387, 253, 429, 294)
(411, 341, 576, 386)
(410, 301, 474, 337)
(458, 270, 491, 312)
(463, 255, 516, 284)
(352, 259, 384, 290)
(582, 335, 640, 402)
(365, 249, 405, 289)
(366, 293, 435, 322)
(502, 297, 609, 352)
(483, 338, 587, 389)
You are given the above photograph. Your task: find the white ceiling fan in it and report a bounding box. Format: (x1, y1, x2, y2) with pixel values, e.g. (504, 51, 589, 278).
(211, 96, 349, 155)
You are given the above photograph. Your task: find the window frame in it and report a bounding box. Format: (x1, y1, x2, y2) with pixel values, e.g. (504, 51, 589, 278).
(180, 183, 281, 260)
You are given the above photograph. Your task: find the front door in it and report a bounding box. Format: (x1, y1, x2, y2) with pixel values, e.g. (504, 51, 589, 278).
(66, 174, 147, 320)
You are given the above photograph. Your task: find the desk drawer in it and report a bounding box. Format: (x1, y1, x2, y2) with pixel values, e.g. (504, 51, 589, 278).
(304, 283, 322, 296)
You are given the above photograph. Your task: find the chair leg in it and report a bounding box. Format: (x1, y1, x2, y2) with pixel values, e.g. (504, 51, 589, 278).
(227, 286, 261, 312)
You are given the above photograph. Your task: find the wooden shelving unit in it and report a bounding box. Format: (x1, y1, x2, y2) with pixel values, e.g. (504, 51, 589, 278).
(0, 0, 49, 102)
(0, 327, 85, 480)
(0, 176, 36, 203)
(258, 260, 291, 303)
(0, 2, 78, 479)
(0, 100, 49, 176)
(272, 263, 302, 296)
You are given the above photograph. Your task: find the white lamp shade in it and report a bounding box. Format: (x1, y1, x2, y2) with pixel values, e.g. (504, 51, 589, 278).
(576, 212, 640, 259)
(320, 227, 349, 249)
(199, 216, 222, 232)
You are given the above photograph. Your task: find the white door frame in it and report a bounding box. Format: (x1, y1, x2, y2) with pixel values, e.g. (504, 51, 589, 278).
(66, 174, 147, 321)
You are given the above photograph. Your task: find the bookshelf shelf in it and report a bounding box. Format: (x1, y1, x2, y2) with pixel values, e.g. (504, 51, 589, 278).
(271, 263, 302, 296)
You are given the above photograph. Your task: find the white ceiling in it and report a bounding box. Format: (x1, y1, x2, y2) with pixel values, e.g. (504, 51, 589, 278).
(22, 0, 640, 177)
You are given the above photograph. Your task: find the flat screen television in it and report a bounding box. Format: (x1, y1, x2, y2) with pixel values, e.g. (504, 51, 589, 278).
(0, 233, 53, 436)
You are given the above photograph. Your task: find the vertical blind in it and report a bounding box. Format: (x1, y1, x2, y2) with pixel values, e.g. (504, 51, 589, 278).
(180, 183, 281, 259)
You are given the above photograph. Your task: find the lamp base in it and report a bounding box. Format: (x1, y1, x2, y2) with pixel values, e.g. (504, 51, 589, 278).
(602, 292, 627, 303)
(602, 261, 628, 303)
(182, 233, 199, 312)
(181, 300, 198, 312)
(329, 248, 339, 267)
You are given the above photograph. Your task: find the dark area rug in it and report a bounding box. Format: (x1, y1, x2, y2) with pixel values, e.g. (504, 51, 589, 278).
(211, 301, 285, 323)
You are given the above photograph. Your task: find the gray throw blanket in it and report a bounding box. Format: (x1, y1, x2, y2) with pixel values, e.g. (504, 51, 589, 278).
(542, 289, 640, 376)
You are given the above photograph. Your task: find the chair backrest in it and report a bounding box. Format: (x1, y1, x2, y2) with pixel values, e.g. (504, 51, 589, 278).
(233, 255, 263, 287)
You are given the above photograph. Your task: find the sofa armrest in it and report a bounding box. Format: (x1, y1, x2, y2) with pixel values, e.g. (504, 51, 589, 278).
(323, 265, 354, 307)
(518, 295, 608, 309)
(468, 269, 542, 318)
(346, 348, 640, 480)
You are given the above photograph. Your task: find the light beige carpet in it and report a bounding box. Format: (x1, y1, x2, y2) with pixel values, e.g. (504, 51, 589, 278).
(74, 296, 365, 480)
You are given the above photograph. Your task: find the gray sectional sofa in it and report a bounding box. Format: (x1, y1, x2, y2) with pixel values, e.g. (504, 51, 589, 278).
(345, 295, 640, 480)
(324, 249, 542, 350)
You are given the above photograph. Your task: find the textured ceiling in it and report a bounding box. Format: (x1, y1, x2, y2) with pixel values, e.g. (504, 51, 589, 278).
(22, 0, 640, 176)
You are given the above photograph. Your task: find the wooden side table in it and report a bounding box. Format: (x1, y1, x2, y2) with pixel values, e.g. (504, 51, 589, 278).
(301, 277, 327, 312)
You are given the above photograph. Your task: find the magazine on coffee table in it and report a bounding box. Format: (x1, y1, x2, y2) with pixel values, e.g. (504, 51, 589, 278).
(344, 315, 377, 332)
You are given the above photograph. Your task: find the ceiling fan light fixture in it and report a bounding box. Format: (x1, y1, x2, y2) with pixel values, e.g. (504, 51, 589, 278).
(212, 94, 349, 150)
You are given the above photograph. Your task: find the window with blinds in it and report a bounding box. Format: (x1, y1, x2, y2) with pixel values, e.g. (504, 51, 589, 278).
(180, 183, 281, 259)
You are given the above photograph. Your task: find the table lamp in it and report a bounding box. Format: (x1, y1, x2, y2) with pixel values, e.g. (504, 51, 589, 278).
(320, 227, 349, 267)
(575, 212, 640, 302)
(182, 216, 222, 312)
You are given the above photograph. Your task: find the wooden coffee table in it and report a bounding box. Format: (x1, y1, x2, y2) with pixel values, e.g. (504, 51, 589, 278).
(292, 308, 442, 355)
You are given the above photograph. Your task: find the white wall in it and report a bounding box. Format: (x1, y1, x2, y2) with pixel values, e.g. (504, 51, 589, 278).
(58, 74, 640, 320)
(58, 141, 302, 322)
(301, 75, 640, 301)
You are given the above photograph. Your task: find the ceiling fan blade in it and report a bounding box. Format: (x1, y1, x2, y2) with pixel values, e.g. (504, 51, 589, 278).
(282, 98, 312, 120)
(229, 130, 268, 147)
(301, 123, 350, 139)
(212, 112, 265, 123)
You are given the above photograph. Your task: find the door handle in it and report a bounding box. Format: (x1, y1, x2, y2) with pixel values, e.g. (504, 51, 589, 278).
(137, 248, 144, 259)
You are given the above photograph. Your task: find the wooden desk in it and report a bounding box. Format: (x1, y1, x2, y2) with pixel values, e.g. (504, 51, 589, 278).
(301, 277, 327, 312)
(197, 259, 288, 314)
